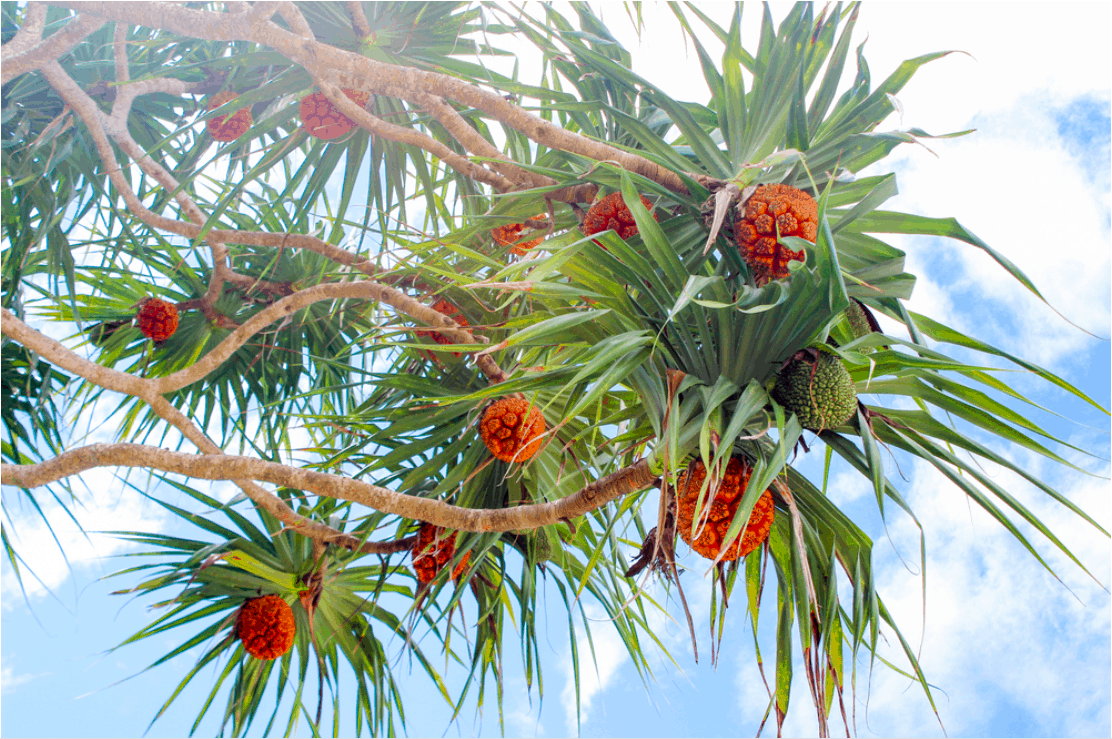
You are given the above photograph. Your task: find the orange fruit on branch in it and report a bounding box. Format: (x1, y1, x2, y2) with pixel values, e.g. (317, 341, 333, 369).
(480, 397, 545, 463)
(675, 456, 774, 561)
(581, 192, 656, 246)
(236, 594, 296, 660)
(734, 183, 817, 284)
(205, 90, 252, 142)
(415, 298, 469, 359)
(135, 298, 179, 342)
(299, 88, 370, 140)
(412, 522, 470, 584)
(492, 214, 547, 255)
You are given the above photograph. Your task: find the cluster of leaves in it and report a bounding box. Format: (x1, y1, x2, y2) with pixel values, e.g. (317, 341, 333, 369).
(1, 2, 1106, 736)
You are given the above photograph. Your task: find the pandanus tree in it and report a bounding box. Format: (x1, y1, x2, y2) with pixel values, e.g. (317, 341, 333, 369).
(1, 2, 1107, 736)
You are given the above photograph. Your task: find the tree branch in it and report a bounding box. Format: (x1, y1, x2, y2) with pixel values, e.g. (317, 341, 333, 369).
(54, 1, 691, 196)
(2, 445, 658, 533)
(1, 9, 104, 84)
(38, 60, 509, 384)
(319, 82, 516, 193)
(2, 3, 48, 58)
(413, 92, 555, 191)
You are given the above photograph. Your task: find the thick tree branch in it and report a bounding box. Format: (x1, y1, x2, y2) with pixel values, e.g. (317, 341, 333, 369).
(2, 445, 658, 533)
(413, 92, 555, 191)
(1, 10, 104, 84)
(319, 82, 515, 193)
(0, 309, 412, 555)
(112, 20, 128, 83)
(54, 1, 691, 196)
(38, 60, 509, 384)
(345, 0, 371, 39)
(2, 3, 48, 57)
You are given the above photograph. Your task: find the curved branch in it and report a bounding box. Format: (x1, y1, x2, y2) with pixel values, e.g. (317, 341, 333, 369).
(413, 92, 555, 191)
(2, 3, 48, 58)
(319, 82, 515, 192)
(2, 445, 658, 533)
(1, 10, 104, 85)
(55, 1, 691, 196)
(38, 60, 509, 384)
(346, 0, 371, 39)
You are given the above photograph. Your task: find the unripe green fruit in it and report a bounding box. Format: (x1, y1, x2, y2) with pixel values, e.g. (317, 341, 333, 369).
(844, 299, 874, 353)
(773, 351, 857, 431)
(529, 530, 552, 564)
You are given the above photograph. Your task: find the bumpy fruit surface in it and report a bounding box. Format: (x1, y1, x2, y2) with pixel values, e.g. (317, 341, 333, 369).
(492, 214, 546, 255)
(773, 351, 857, 431)
(844, 299, 876, 353)
(676, 457, 774, 561)
(413, 522, 470, 584)
(236, 595, 296, 660)
(581, 192, 656, 245)
(136, 298, 179, 342)
(299, 88, 370, 140)
(415, 299, 469, 359)
(735, 184, 817, 284)
(206, 91, 252, 142)
(480, 397, 545, 463)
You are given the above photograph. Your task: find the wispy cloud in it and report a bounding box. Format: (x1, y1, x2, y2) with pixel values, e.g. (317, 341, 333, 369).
(1, 466, 168, 608)
(1, 655, 49, 695)
(559, 603, 631, 730)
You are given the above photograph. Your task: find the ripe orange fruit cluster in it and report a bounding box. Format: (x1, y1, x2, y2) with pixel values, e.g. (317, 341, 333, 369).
(675, 457, 775, 561)
(581, 192, 656, 246)
(480, 398, 545, 463)
(205, 91, 252, 142)
(412, 522, 470, 584)
(415, 298, 469, 359)
(236, 594, 296, 660)
(299, 88, 370, 140)
(491, 214, 547, 255)
(136, 298, 179, 342)
(735, 184, 817, 284)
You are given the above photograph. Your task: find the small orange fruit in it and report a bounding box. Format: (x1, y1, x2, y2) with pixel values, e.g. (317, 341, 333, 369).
(734, 184, 817, 285)
(136, 298, 179, 342)
(412, 522, 470, 584)
(299, 88, 370, 140)
(236, 595, 296, 660)
(675, 456, 774, 561)
(480, 397, 545, 463)
(581, 192, 656, 246)
(492, 214, 546, 256)
(206, 91, 253, 141)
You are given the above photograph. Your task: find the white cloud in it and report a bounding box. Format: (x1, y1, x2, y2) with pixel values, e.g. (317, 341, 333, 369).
(1, 467, 168, 608)
(848, 455, 1109, 738)
(559, 602, 630, 729)
(1, 655, 48, 695)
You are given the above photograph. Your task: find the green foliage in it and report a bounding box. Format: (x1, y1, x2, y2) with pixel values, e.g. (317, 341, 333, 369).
(1, 2, 1106, 736)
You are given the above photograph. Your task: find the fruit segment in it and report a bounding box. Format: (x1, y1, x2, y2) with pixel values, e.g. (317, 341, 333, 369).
(480, 397, 545, 463)
(581, 192, 656, 246)
(412, 522, 470, 584)
(735, 184, 817, 284)
(299, 89, 370, 140)
(676, 457, 774, 561)
(206, 91, 252, 141)
(136, 298, 179, 342)
(236, 595, 296, 660)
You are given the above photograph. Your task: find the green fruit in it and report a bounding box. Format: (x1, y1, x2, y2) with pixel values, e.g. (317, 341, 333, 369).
(773, 351, 857, 431)
(844, 299, 874, 352)
(529, 530, 552, 564)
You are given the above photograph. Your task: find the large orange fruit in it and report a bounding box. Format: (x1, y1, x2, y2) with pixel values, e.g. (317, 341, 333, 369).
(735, 184, 817, 284)
(675, 456, 774, 561)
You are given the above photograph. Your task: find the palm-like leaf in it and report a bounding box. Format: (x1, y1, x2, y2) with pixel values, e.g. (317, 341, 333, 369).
(1, 2, 1106, 736)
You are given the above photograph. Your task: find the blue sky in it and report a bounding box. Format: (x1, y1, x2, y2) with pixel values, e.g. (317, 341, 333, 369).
(2, 3, 1110, 738)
